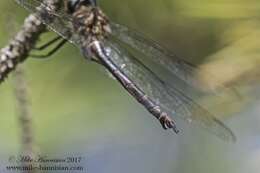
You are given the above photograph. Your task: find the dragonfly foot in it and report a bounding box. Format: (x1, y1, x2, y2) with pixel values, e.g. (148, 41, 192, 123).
(159, 113, 179, 134)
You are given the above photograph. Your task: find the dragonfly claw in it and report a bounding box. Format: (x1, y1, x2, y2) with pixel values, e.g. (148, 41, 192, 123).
(159, 113, 179, 134)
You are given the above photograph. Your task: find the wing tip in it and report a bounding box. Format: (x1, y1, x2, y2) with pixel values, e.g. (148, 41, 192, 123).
(212, 116, 237, 143)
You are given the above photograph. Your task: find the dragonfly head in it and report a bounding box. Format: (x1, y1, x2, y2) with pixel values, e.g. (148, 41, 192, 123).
(67, 0, 97, 14)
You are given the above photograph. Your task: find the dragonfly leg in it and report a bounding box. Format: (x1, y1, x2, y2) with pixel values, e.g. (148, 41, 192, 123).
(33, 36, 62, 50)
(30, 36, 67, 58)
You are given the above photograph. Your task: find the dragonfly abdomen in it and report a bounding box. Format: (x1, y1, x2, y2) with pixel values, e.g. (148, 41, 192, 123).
(88, 41, 179, 133)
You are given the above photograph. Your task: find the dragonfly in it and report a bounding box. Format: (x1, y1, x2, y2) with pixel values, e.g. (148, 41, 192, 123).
(15, 0, 236, 142)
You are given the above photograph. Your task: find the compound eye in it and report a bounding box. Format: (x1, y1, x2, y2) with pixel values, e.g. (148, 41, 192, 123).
(67, 0, 97, 13)
(67, 0, 78, 13)
(90, 0, 97, 6)
(83, 0, 97, 6)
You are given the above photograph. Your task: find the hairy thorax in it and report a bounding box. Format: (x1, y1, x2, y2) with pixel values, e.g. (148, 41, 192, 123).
(72, 5, 111, 46)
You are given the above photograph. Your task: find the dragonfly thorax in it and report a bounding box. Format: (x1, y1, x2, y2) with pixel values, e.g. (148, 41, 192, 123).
(70, 3, 111, 47)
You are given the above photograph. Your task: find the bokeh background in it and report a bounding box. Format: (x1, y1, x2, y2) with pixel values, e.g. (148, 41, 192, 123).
(0, 0, 260, 173)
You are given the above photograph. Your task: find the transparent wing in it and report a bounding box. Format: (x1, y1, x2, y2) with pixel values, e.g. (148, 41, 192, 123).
(15, 0, 81, 45)
(17, 0, 199, 87)
(16, 0, 236, 141)
(111, 22, 202, 89)
(103, 39, 236, 142)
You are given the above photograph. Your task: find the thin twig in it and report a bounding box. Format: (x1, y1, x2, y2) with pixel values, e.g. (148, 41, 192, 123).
(0, 0, 61, 83)
(13, 66, 35, 173)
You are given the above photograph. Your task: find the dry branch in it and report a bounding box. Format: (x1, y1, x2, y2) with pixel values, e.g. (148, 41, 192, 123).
(0, 0, 61, 83)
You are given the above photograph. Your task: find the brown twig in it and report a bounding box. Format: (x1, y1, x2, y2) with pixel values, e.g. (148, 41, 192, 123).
(0, 0, 61, 83)
(13, 66, 35, 173)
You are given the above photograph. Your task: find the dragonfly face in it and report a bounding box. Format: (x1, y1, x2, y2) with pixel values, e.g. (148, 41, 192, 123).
(66, 0, 97, 14)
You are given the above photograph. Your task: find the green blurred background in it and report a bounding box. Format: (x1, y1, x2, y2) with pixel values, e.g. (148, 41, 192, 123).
(0, 0, 260, 173)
